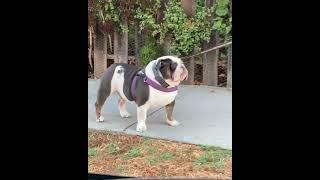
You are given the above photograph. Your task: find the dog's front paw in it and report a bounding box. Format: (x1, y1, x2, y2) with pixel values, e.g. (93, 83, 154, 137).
(96, 116, 104, 122)
(136, 123, 147, 132)
(120, 111, 131, 118)
(166, 118, 180, 126)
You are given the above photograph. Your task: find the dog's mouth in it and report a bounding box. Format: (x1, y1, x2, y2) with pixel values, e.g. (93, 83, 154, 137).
(180, 73, 187, 81)
(172, 71, 188, 83)
(180, 69, 188, 81)
(171, 67, 188, 82)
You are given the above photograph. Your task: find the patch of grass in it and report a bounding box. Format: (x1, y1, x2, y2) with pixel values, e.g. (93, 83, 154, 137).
(144, 157, 160, 165)
(195, 152, 211, 165)
(140, 137, 157, 154)
(146, 146, 157, 154)
(88, 148, 97, 157)
(141, 137, 153, 147)
(107, 143, 120, 154)
(145, 152, 174, 165)
(123, 147, 141, 159)
(115, 165, 125, 173)
(195, 149, 231, 169)
(199, 144, 221, 151)
(160, 152, 173, 160)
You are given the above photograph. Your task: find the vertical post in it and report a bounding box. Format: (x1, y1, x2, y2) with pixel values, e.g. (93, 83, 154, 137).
(202, 0, 218, 86)
(227, 44, 232, 88)
(134, 21, 140, 66)
(103, 32, 108, 70)
(182, 0, 196, 84)
(114, 18, 128, 63)
(88, 26, 93, 69)
(203, 32, 219, 86)
(122, 19, 128, 63)
(113, 30, 119, 63)
(186, 57, 195, 84)
(93, 28, 106, 78)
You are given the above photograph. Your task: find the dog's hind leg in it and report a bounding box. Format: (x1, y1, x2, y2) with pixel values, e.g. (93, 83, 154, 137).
(95, 88, 109, 122)
(95, 65, 117, 122)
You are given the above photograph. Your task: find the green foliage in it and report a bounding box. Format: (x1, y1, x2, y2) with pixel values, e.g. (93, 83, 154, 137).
(107, 143, 120, 154)
(94, 0, 135, 33)
(213, 0, 232, 40)
(199, 144, 221, 151)
(124, 147, 141, 159)
(145, 152, 174, 165)
(147, 146, 157, 154)
(139, 38, 160, 67)
(134, 0, 161, 36)
(95, 0, 120, 24)
(115, 165, 125, 173)
(159, 152, 173, 160)
(194, 149, 231, 169)
(135, 0, 231, 56)
(93, 0, 232, 56)
(88, 148, 97, 157)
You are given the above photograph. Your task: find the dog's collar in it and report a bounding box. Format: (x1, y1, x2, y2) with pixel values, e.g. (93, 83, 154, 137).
(131, 70, 178, 100)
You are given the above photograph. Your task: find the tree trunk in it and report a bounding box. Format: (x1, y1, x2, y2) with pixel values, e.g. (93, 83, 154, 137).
(162, 36, 171, 55)
(181, 0, 196, 18)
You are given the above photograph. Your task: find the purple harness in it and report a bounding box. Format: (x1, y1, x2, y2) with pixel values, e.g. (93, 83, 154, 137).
(131, 71, 177, 100)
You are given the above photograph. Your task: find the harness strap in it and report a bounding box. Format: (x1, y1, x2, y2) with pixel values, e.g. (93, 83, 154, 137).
(130, 71, 177, 100)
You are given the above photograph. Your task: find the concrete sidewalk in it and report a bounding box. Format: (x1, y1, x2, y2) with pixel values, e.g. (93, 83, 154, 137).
(88, 79, 232, 149)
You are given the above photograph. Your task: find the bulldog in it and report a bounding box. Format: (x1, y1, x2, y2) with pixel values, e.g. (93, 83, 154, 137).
(95, 56, 188, 132)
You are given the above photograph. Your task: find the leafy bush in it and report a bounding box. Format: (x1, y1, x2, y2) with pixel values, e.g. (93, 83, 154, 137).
(139, 38, 160, 67)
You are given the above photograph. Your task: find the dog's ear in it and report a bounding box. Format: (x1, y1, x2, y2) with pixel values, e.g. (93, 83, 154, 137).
(158, 58, 174, 79)
(159, 59, 177, 71)
(170, 61, 177, 72)
(159, 59, 171, 67)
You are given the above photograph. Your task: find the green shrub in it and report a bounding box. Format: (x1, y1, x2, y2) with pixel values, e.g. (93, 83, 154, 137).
(139, 38, 160, 67)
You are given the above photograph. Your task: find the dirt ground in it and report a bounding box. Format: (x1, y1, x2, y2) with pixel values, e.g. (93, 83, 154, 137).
(88, 130, 232, 179)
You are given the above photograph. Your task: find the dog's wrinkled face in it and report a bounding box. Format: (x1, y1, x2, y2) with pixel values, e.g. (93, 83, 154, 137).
(157, 56, 188, 86)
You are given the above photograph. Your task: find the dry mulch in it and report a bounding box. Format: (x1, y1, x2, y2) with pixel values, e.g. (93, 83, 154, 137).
(88, 130, 232, 179)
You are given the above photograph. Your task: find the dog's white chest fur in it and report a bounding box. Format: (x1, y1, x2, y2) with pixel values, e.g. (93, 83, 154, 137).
(147, 87, 177, 108)
(144, 60, 178, 108)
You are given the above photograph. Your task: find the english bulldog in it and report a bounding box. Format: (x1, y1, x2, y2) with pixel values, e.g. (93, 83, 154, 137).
(95, 56, 188, 132)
